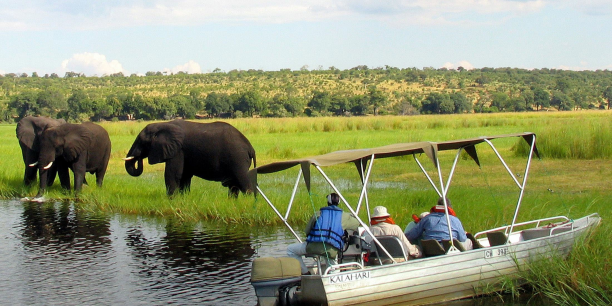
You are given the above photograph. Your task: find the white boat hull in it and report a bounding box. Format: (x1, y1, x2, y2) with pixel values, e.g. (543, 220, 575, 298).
(299, 214, 600, 306)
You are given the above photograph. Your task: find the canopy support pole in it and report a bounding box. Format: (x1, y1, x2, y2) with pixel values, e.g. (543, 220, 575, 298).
(256, 185, 302, 242)
(356, 155, 375, 220)
(414, 155, 442, 197)
(315, 165, 396, 263)
(285, 168, 303, 220)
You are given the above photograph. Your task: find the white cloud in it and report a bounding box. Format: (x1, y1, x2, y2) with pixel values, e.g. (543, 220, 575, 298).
(163, 60, 202, 74)
(60, 52, 126, 76)
(441, 61, 475, 70)
(0, 0, 552, 30)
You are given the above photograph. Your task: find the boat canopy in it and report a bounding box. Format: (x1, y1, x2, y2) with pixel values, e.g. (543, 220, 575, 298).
(249, 132, 538, 191)
(250, 132, 539, 256)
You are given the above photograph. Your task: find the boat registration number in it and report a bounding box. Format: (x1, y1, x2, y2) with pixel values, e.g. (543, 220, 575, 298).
(484, 247, 508, 258)
(329, 271, 371, 284)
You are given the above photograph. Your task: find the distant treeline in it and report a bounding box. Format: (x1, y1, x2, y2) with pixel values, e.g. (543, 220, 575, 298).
(1, 66, 611, 122)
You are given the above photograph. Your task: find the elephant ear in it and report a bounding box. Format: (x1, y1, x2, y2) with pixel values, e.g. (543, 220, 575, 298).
(62, 125, 93, 162)
(16, 118, 37, 150)
(17, 117, 65, 151)
(149, 123, 185, 164)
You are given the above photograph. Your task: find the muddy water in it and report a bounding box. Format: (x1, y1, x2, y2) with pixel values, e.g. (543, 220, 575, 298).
(0, 200, 292, 306)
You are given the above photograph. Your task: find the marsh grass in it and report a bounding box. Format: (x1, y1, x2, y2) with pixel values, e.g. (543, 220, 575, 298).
(1, 111, 612, 303)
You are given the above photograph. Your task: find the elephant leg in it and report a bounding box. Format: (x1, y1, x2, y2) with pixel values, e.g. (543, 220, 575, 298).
(95, 167, 108, 187)
(24, 164, 38, 186)
(179, 173, 193, 194)
(35, 169, 49, 197)
(46, 167, 58, 187)
(73, 170, 85, 192)
(164, 153, 184, 196)
(58, 164, 71, 190)
(228, 185, 240, 198)
(233, 170, 254, 194)
(72, 158, 87, 193)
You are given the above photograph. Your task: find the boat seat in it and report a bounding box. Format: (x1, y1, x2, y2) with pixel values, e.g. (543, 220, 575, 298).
(369, 235, 408, 264)
(466, 232, 485, 249)
(420, 239, 446, 257)
(487, 231, 508, 246)
(442, 239, 466, 252)
(522, 226, 572, 241)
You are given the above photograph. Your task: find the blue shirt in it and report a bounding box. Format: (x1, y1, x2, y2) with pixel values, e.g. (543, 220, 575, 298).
(405, 212, 467, 243)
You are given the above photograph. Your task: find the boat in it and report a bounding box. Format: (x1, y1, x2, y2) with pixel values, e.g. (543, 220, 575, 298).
(248, 132, 601, 306)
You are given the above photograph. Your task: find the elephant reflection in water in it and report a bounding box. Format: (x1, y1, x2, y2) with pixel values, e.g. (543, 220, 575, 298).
(20, 201, 111, 247)
(125, 220, 255, 275)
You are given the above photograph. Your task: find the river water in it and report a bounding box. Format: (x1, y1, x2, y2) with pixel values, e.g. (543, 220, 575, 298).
(0, 200, 551, 306)
(0, 200, 293, 306)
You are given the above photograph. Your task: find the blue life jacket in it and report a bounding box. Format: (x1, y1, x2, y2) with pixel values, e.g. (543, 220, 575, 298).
(306, 205, 344, 250)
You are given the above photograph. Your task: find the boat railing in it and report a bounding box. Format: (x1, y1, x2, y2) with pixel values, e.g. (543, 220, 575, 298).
(474, 215, 571, 239)
(324, 262, 364, 275)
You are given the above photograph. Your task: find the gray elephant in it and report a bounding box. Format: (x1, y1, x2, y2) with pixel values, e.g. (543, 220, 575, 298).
(124, 120, 256, 197)
(16, 116, 66, 187)
(30, 122, 111, 197)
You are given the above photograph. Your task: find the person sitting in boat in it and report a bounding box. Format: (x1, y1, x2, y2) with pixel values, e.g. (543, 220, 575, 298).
(404, 211, 430, 235)
(286, 193, 360, 275)
(405, 197, 473, 250)
(367, 206, 422, 260)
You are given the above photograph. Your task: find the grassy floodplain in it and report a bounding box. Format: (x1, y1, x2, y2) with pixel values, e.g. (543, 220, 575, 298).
(1, 111, 611, 303)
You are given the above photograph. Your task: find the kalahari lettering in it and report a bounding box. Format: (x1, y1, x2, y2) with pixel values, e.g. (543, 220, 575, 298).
(329, 271, 371, 284)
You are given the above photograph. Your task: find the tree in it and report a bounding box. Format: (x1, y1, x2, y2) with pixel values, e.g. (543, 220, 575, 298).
(603, 86, 612, 110)
(307, 90, 331, 115)
(450, 92, 471, 113)
(9, 90, 39, 118)
(349, 95, 368, 116)
(329, 93, 350, 116)
(105, 93, 123, 117)
(490, 92, 510, 111)
(37, 87, 67, 117)
(368, 86, 388, 115)
(509, 96, 527, 112)
(171, 94, 196, 119)
(236, 90, 265, 117)
(550, 91, 574, 111)
(284, 96, 306, 117)
(422, 92, 452, 114)
(533, 87, 550, 111)
(522, 89, 535, 111)
(67, 89, 94, 121)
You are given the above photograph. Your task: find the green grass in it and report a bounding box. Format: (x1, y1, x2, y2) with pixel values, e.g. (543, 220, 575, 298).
(1, 111, 612, 303)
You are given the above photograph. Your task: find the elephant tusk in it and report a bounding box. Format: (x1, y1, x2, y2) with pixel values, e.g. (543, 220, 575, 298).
(123, 156, 135, 161)
(43, 162, 53, 170)
(29, 162, 38, 167)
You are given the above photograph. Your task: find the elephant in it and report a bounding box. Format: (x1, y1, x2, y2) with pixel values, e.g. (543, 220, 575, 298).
(30, 122, 111, 198)
(16, 116, 66, 187)
(124, 120, 256, 197)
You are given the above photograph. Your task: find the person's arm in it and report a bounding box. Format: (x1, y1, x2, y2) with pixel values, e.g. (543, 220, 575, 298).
(341, 212, 360, 231)
(396, 227, 421, 257)
(451, 217, 468, 242)
(405, 218, 425, 241)
(304, 214, 318, 235)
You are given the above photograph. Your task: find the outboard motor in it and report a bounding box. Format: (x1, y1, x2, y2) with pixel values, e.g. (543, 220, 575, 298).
(251, 257, 301, 306)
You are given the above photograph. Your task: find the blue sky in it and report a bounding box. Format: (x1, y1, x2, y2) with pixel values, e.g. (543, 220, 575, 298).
(1, 0, 611, 76)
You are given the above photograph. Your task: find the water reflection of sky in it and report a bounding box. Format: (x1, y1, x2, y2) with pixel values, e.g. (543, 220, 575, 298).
(0, 200, 295, 306)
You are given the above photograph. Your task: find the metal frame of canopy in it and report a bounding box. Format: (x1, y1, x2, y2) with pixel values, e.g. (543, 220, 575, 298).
(251, 133, 538, 264)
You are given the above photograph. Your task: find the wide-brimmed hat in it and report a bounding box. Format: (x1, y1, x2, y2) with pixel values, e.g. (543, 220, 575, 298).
(372, 206, 391, 218)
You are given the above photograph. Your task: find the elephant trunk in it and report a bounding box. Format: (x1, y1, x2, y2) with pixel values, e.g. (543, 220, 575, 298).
(125, 157, 144, 176)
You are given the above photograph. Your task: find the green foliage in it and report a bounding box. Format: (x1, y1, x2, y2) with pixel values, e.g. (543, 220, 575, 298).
(2, 67, 612, 122)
